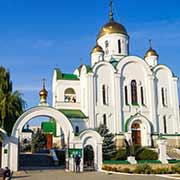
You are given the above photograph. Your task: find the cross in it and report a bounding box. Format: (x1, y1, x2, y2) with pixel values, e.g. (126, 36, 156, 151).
(80, 58, 83, 66)
(109, 0, 114, 21)
(149, 39, 152, 48)
(42, 78, 46, 88)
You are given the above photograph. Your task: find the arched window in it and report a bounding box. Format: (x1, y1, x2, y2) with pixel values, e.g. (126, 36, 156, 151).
(161, 87, 167, 107)
(141, 87, 145, 105)
(125, 86, 128, 105)
(103, 114, 107, 125)
(64, 88, 76, 103)
(118, 39, 121, 53)
(131, 80, 138, 105)
(102, 85, 106, 105)
(75, 126, 79, 134)
(163, 116, 167, 134)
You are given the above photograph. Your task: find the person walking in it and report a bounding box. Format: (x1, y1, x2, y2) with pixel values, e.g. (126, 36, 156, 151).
(75, 154, 81, 173)
(3, 167, 11, 180)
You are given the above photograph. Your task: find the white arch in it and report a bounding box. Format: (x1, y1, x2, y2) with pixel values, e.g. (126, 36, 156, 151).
(117, 56, 152, 76)
(126, 114, 152, 146)
(92, 61, 116, 74)
(79, 129, 103, 171)
(11, 106, 74, 140)
(153, 64, 174, 77)
(10, 106, 74, 171)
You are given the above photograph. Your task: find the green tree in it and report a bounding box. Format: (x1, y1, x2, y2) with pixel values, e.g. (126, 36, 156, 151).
(0, 66, 25, 134)
(97, 124, 116, 160)
(32, 128, 47, 152)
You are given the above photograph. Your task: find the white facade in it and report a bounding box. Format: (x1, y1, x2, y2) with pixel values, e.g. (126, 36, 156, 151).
(52, 13, 180, 147)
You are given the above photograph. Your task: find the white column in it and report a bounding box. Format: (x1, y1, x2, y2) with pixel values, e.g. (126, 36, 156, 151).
(9, 137, 19, 171)
(172, 78, 180, 133)
(147, 75, 157, 132)
(86, 73, 95, 128)
(114, 73, 122, 133)
(157, 139, 168, 164)
(1, 139, 9, 168)
(96, 143, 103, 171)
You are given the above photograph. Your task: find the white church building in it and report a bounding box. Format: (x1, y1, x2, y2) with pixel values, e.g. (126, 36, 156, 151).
(51, 2, 180, 148)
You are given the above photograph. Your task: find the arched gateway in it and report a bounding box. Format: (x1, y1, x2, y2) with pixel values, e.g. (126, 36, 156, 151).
(8, 106, 103, 172)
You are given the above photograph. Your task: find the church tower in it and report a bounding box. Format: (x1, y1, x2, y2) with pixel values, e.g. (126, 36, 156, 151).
(144, 40, 159, 67)
(95, 0, 129, 63)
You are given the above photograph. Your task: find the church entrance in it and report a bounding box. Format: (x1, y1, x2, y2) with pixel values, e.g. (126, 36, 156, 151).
(83, 145, 94, 171)
(131, 121, 141, 145)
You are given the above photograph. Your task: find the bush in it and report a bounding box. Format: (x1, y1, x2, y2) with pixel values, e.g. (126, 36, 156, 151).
(171, 163, 180, 174)
(136, 148, 158, 160)
(123, 168, 131, 173)
(133, 164, 153, 174)
(112, 149, 127, 160)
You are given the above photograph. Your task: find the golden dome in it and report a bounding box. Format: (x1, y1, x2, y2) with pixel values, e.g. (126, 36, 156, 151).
(91, 44, 104, 54)
(97, 21, 128, 39)
(145, 47, 159, 58)
(39, 80, 48, 101)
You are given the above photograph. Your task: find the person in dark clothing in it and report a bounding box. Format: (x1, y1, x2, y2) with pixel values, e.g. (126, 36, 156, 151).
(75, 154, 81, 172)
(3, 167, 11, 180)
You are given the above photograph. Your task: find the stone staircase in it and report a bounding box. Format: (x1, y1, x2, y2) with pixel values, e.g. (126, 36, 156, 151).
(19, 153, 54, 167)
(167, 146, 180, 160)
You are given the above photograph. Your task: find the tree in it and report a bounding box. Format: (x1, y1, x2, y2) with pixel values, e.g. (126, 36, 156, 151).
(97, 124, 116, 160)
(0, 66, 25, 134)
(31, 128, 47, 152)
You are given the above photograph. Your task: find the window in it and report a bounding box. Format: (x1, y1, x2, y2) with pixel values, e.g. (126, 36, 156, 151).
(103, 114, 107, 125)
(131, 80, 138, 105)
(75, 126, 79, 134)
(141, 87, 145, 105)
(64, 88, 76, 103)
(161, 88, 165, 106)
(163, 116, 167, 134)
(125, 86, 128, 105)
(118, 39, 121, 53)
(102, 85, 106, 105)
(105, 40, 109, 48)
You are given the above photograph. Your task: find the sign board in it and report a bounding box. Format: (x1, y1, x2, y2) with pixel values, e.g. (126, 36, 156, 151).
(68, 148, 82, 158)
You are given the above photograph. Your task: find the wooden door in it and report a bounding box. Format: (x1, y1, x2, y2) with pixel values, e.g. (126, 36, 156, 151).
(132, 130, 141, 145)
(46, 134, 53, 149)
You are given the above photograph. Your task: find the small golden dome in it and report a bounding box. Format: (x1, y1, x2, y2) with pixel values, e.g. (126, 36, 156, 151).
(91, 44, 104, 54)
(97, 21, 128, 39)
(39, 80, 48, 100)
(145, 47, 159, 58)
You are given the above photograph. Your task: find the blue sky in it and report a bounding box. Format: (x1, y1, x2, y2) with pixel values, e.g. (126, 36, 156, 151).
(0, 0, 180, 109)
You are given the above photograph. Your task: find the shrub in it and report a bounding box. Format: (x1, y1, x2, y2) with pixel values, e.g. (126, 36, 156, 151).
(133, 164, 153, 174)
(123, 168, 131, 173)
(171, 163, 180, 174)
(136, 148, 158, 160)
(112, 149, 127, 160)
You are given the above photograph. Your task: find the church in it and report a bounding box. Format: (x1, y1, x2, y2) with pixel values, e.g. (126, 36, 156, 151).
(49, 1, 180, 148)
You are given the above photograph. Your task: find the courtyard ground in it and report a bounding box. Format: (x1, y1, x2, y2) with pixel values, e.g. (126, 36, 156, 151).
(11, 169, 180, 180)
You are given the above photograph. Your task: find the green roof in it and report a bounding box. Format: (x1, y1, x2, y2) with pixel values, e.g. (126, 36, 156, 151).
(55, 68, 79, 81)
(109, 58, 119, 69)
(78, 64, 92, 74)
(41, 121, 56, 136)
(59, 109, 87, 119)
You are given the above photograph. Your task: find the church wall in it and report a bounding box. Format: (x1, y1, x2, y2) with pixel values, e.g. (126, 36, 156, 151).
(155, 67, 179, 134)
(54, 80, 81, 110)
(97, 33, 129, 61)
(93, 63, 116, 133)
(120, 61, 152, 131)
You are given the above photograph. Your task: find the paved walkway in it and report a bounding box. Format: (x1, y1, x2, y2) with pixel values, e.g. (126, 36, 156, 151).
(12, 169, 178, 180)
